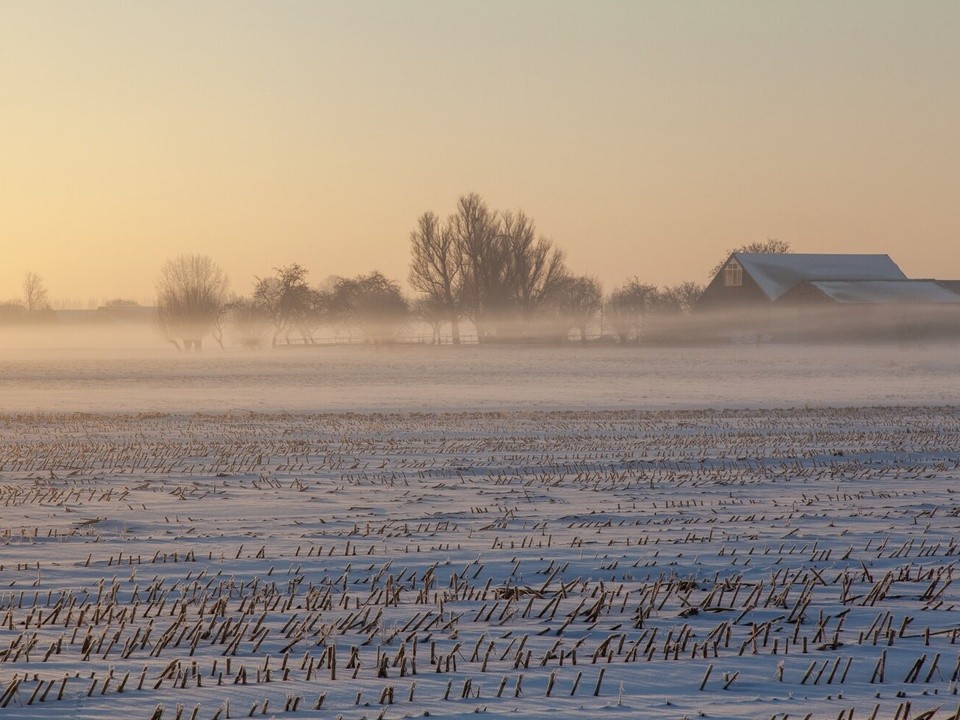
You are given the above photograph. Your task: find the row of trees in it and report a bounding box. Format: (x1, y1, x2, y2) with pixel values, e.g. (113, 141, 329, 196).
(156, 259, 409, 351)
(0, 272, 56, 324)
(149, 194, 788, 350)
(243, 267, 407, 347)
(5, 215, 787, 344)
(1, 273, 137, 324)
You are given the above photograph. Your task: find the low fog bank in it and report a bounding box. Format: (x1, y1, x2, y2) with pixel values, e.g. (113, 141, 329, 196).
(0, 324, 166, 359)
(0, 322, 957, 414)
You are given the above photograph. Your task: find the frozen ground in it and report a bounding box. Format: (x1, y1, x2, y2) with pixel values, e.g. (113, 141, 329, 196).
(0, 341, 958, 413)
(0, 406, 960, 719)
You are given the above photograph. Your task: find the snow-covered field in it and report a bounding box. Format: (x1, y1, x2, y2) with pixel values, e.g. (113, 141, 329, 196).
(2, 403, 960, 719)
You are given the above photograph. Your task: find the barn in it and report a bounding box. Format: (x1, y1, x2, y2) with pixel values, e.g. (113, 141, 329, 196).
(696, 253, 960, 342)
(697, 253, 909, 309)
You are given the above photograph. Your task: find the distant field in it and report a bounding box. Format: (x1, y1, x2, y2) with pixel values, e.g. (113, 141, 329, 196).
(0, 407, 959, 719)
(0, 341, 958, 413)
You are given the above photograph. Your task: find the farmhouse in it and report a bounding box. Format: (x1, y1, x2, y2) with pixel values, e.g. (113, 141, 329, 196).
(698, 253, 910, 308)
(696, 252, 960, 341)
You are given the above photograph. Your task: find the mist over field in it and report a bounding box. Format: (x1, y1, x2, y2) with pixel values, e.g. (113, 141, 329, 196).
(0, 323, 957, 414)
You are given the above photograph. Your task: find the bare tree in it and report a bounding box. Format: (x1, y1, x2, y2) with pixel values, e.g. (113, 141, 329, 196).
(444, 193, 571, 342)
(450, 193, 508, 342)
(547, 275, 603, 343)
(252, 264, 322, 345)
(156, 254, 230, 352)
(605, 278, 659, 344)
(501, 210, 567, 332)
(413, 192, 579, 342)
(708, 238, 791, 278)
(409, 211, 464, 344)
(329, 272, 408, 343)
(663, 281, 705, 315)
(23, 272, 49, 314)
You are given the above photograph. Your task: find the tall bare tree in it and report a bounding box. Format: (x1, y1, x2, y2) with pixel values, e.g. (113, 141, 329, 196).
(449, 193, 508, 342)
(501, 210, 567, 328)
(409, 211, 464, 344)
(23, 272, 49, 314)
(412, 193, 578, 342)
(156, 254, 229, 352)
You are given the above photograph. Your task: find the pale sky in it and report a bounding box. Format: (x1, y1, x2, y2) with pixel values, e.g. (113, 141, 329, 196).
(1, 0, 958, 306)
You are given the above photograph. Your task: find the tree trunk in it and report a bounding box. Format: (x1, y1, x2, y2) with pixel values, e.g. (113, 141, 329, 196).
(450, 316, 461, 345)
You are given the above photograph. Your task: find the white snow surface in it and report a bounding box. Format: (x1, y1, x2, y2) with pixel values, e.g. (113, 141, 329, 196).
(0, 407, 959, 719)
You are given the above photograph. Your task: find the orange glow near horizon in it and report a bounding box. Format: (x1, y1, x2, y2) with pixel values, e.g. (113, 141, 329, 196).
(1, 1, 958, 306)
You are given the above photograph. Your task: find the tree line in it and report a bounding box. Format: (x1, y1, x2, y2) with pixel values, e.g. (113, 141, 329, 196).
(3, 193, 790, 348)
(155, 193, 727, 351)
(0, 272, 57, 324)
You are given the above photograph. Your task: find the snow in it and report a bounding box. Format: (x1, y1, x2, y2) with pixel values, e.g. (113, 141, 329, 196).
(808, 280, 960, 304)
(733, 254, 907, 301)
(0, 406, 959, 719)
(1, 341, 960, 718)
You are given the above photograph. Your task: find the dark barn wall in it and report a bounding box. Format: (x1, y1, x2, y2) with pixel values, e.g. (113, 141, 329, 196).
(780, 303, 960, 344)
(696, 260, 768, 310)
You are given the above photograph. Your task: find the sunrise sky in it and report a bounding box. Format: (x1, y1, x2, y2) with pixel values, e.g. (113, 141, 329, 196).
(1, 0, 958, 306)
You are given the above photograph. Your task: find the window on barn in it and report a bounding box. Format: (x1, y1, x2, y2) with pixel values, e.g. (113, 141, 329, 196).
(723, 261, 743, 287)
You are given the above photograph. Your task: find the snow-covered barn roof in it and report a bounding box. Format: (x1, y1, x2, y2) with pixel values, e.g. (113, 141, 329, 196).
(937, 280, 960, 297)
(732, 253, 907, 301)
(807, 280, 960, 304)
